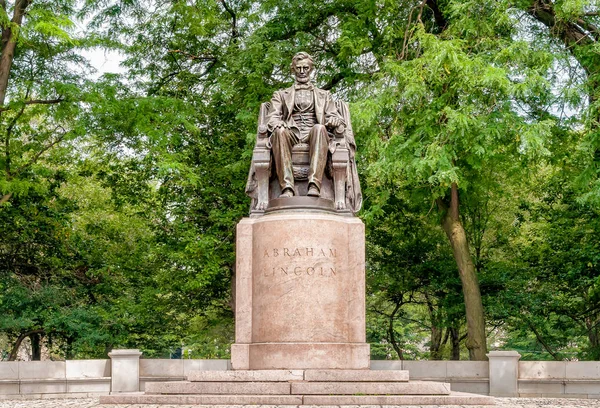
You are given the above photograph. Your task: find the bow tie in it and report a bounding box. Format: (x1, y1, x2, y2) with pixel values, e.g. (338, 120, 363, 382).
(295, 83, 314, 91)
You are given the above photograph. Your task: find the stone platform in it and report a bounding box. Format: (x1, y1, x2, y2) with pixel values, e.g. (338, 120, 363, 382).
(100, 369, 495, 406)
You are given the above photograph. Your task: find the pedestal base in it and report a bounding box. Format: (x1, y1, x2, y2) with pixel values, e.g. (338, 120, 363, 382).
(232, 213, 369, 370)
(231, 342, 370, 370)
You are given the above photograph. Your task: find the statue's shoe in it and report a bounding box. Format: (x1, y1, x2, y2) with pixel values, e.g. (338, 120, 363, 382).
(279, 189, 294, 198)
(307, 185, 320, 197)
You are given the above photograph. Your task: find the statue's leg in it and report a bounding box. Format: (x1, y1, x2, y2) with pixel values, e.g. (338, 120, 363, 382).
(271, 127, 297, 196)
(307, 124, 329, 196)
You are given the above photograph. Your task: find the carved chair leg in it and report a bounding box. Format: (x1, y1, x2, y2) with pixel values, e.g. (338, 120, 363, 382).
(332, 148, 349, 210)
(253, 148, 271, 212)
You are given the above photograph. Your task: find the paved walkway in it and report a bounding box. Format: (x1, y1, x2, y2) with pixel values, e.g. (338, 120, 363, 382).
(0, 397, 599, 408)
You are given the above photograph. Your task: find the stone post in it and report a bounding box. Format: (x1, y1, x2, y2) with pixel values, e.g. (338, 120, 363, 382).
(487, 350, 521, 397)
(108, 349, 142, 393)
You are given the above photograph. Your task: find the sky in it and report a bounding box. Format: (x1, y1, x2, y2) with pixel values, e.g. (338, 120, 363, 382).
(81, 49, 126, 77)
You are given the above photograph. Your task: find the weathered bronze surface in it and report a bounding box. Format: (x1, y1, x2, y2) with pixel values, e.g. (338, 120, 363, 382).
(246, 52, 361, 216)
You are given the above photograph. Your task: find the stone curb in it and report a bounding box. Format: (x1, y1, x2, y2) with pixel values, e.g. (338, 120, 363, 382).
(0, 396, 600, 408)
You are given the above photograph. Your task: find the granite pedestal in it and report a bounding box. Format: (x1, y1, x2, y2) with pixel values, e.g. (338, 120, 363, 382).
(231, 213, 370, 370)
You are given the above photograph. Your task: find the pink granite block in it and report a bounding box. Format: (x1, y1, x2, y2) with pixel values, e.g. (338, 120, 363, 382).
(250, 215, 365, 343)
(248, 342, 370, 370)
(229, 344, 249, 370)
(303, 392, 495, 405)
(188, 369, 304, 382)
(234, 219, 254, 344)
(100, 393, 303, 405)
(231, 214, 370, 370)
(144, 380, 290, 395)
(304, 369, 409, 382)
(291, 380, 451, 395)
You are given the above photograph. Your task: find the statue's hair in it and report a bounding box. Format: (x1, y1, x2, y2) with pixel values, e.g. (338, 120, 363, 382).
(290, 52, 314, 73)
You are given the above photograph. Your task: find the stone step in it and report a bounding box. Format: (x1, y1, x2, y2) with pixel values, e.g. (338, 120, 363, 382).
(99, 391, 494, 405)
(146, 379, 449, 396)
(303, 392, 495, 405)
(145, 381, 290, 395)
(100, 394, 302, 405)
(291, 380, 451, 395)
(187, 369, 304, 382)
(187, 369, 410, 382)
(304, 369, 409, 382)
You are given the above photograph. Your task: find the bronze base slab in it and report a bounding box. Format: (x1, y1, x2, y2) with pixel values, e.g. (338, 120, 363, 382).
(265, 196, 351, 215)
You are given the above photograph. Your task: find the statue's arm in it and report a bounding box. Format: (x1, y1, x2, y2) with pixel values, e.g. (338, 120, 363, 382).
(324, 91, 345, 132)
(266, 91, 286, 132)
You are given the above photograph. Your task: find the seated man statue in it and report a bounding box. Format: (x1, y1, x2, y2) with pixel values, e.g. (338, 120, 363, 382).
(246, 52, 361, 215)
(268, 52, 344, 198)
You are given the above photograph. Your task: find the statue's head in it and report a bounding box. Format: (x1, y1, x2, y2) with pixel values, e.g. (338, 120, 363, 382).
(290, 52, 314, 84)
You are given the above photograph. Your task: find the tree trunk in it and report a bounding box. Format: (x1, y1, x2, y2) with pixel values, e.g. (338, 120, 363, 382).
(0, 0, 30, 207)
(8, 329, 43, 361)
(30, 333, 41, 361)
(426, 294, 446, 360)
(388, 299, 404, 360)
(450, 327, 461, 360)
(0, 0, 30, 105)
(585, 316, 600, 360)
(430, 325, 443, 360)
(438, 183, 488, 360)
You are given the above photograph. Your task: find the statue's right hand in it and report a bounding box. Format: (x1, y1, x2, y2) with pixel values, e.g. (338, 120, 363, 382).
(274, 121, 287, 129)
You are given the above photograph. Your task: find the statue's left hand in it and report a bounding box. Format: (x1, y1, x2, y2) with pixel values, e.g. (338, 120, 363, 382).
(326, 117, 342, 128)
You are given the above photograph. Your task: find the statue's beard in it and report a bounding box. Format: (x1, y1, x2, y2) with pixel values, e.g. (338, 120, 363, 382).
(296, 75, 310, 84)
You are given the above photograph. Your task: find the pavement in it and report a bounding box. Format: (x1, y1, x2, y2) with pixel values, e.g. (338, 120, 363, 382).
(0, 397, 599, 408)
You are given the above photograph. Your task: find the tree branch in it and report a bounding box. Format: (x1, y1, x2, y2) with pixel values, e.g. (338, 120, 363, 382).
(426, 0, 448, 30)
(14, 127, 68, 176)
(219, 0, 239, 42)
(0, 192, 12, 205)
(528, 321, 561, 360)
(4, 99, 27, 179)
(388, 297, 404, 360)
(168, 50, 216, 62)
(320, 71, 373, 91)
(261, 5, 358, 43)
(0, 98, 65, 112)
(577, 18, 600, 41)
(527, 1, 595, 63)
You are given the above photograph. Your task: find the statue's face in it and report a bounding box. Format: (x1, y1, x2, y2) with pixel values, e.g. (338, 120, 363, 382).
(293, 58, 312, 83)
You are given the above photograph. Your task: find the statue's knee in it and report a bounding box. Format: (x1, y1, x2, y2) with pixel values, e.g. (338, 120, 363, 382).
(272, 128, 285, 139)
(313, 124, 326, 132)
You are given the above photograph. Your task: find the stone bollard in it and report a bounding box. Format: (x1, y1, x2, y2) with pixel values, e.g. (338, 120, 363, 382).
(108, 349, 142, 394)
(487, 350, 521, 397)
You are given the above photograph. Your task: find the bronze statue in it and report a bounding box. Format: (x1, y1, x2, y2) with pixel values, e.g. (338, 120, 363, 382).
(246, 52, 361, 216)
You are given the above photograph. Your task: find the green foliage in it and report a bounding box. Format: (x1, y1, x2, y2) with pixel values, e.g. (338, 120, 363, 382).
(1, 0, 600, 361)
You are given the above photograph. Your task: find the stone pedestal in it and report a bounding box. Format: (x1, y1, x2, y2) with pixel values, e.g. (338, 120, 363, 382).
(108, 349, 142, 394)
(488, 350, 521, 397)
(231, 213, 370, 370)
